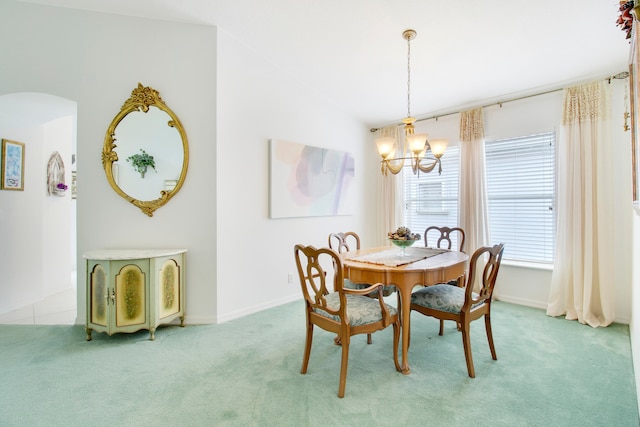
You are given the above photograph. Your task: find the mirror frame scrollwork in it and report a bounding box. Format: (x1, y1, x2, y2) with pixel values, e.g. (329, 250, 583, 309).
(102, 83, 189, 217)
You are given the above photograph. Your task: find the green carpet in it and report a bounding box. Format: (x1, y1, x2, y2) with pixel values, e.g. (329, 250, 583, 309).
(0, 301, 637, 426)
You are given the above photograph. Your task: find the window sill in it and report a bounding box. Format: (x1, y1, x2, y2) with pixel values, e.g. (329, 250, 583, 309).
(501, 259, 553, 271)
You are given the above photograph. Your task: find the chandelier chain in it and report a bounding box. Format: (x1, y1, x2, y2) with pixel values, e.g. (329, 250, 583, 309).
(407, 35, 411, 118)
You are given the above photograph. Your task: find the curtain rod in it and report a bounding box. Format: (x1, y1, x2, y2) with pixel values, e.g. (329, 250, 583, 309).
(369, 71, 629, 133)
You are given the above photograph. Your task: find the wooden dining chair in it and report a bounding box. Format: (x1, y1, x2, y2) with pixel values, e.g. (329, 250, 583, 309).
(423, 226, 467, 332)
(294, 244, 401, 398)
(409, 243, 505, 378)
(328, 231, 374, 344)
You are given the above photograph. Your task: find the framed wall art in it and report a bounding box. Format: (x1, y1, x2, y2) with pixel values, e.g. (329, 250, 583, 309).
(46, 151, 66, 196)
(269, 139, 355, 218)
(1, 139, 25, 191)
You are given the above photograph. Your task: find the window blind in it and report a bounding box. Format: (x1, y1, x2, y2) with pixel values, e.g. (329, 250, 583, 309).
(485, 132, 556, 263)
(403, 145, 460, 248)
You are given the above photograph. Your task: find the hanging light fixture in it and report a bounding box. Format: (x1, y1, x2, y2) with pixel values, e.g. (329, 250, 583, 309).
(375, 29, 448, 176)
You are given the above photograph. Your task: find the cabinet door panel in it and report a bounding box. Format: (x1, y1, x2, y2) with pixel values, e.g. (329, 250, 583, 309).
(115, 264, 147, 327)
(159, 259, 181, 319)
(89, 264, 108, 327)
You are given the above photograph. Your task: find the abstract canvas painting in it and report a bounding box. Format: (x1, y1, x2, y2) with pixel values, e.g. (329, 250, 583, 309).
(269, 139, 355, 218)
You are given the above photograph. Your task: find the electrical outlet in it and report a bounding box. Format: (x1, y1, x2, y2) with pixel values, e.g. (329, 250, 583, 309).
(287, 273, 294, 283)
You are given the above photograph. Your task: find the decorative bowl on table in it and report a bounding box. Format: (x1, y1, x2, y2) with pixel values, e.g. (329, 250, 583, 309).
(388, 226, 421, 256)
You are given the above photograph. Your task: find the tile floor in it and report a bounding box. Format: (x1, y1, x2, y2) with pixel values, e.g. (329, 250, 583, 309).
(0, 286, 77, 325)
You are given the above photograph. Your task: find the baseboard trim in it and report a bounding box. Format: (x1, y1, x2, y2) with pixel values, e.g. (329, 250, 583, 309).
(493, 295, 547, 310)
(188, 293, 630, 325)
(494, 295, 630, 325)
(215, 294, 300, 324)
(182, 315, 218, 325)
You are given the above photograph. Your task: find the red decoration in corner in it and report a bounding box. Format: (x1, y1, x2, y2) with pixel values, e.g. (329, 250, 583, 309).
(617, 1, 635, 41)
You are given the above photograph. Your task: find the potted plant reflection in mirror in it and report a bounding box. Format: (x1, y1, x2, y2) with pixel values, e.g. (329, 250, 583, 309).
(126, 149, 156, 178)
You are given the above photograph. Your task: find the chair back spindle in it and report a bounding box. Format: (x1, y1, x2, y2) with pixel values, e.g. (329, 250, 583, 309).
(424, 226, 466, 253)
(328, 231, 361, 253)
(295, 245, 345, 316)
(463, 243, 504, 310)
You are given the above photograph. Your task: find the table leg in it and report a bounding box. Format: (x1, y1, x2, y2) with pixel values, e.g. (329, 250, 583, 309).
(398, 287, 411, 375)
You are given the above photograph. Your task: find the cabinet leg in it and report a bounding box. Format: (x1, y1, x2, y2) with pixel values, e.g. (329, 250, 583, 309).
(149, 328, 156, 341)
(180, 315, 185, 327)
(85, 327, 92, 341)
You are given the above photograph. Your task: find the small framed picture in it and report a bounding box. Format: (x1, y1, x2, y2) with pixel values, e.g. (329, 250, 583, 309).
(1, 139, 25, 191)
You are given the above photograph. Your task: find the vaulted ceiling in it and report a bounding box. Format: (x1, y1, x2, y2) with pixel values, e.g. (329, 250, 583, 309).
(22, 0, 632, 128)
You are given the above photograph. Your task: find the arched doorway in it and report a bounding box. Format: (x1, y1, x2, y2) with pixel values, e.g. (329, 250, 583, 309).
(0, 92, 77, 323)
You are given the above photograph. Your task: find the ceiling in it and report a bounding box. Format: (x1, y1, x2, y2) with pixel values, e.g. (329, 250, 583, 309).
(21, 0, 632, 128)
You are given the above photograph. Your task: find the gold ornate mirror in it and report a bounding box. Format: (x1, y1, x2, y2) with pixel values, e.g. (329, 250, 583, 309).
(102, 83, 189, 216)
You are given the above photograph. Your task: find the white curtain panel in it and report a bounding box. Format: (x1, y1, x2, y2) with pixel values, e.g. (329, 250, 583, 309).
(546, 81, 615, 327)
(377, 126, 404, 239)
(459, 108, 491, 256)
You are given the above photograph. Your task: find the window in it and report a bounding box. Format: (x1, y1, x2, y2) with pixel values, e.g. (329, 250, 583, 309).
(485, 132, 556, 263)
(417, 181, 445, 214)
(402, 132, 556, 264)
(403, 146, 460, 247)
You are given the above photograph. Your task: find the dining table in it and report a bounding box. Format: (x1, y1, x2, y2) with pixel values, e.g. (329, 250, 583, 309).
(341, 245, 469, 374)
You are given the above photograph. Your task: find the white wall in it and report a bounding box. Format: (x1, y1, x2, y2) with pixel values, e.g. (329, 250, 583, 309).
(0, 92, 75, 314)
(215, 29, 373, 322)
(41, 116, 74, 297)
(632, 208, 640, 409)
(608, 79, 635, 325)
(0, 113, 45, 312)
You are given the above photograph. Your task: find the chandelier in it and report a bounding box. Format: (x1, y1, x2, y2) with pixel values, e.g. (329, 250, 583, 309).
(375, 29, 448, 176)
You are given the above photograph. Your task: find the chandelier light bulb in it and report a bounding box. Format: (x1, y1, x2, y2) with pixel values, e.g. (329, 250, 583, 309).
(407, 133, 428, 155)
(375, 137, 396, 159)
(428, 139, 449, 158)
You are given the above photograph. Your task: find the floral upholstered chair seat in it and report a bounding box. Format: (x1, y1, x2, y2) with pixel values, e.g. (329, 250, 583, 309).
(314, 292, 398, 326)
(411, 284, 480, 313)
